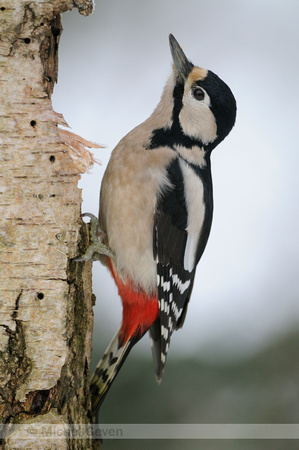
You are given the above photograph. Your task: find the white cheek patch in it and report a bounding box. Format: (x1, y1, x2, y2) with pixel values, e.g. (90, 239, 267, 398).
(179, 159, 205, 272)
(179, 87, 217, 144)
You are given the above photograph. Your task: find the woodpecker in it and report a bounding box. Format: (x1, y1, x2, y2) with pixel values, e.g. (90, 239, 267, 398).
(76, 34, 236, 417)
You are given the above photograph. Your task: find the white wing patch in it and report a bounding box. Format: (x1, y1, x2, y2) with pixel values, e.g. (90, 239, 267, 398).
(179, 159, 205, 272)
(184, 235, 198, 272)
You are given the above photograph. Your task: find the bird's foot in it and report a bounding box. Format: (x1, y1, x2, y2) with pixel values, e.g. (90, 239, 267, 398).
(74, 213, 115, 262)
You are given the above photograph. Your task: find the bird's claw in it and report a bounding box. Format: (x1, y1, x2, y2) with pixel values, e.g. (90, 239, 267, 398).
(73, 213, 115, 262)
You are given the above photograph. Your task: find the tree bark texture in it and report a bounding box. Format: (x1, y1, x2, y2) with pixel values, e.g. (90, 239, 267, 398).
(0, 1, 98, 448)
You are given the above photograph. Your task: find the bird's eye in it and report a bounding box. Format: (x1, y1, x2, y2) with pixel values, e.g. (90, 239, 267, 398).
(193, 87, 205, 101)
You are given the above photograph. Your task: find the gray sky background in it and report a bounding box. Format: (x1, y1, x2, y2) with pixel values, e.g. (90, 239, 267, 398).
(53, 0, 299, 362)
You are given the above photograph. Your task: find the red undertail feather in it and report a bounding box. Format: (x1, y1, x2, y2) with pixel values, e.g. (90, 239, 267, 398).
(108, 259, 159, 344)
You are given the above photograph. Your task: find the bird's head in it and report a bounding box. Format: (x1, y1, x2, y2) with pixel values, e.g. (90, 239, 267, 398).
(168, 34, 236, 151)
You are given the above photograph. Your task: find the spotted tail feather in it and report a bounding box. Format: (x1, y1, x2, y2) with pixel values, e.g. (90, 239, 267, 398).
(90, 327, 135, 418)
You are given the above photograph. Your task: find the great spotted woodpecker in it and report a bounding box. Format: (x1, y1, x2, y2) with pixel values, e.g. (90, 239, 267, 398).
(76, 34, 236, 417)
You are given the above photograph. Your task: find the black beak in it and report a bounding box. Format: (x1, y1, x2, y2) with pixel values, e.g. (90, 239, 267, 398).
(169, 34, 194, 82)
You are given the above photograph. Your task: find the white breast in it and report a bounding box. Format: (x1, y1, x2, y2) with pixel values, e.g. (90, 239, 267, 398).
(100, 140, 175, 295)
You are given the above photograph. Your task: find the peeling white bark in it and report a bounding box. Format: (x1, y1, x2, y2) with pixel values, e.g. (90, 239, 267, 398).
(0, 1, 98, 448)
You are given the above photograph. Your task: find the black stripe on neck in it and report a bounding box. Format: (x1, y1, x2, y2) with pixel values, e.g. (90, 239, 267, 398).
(148, 82, 206, 150)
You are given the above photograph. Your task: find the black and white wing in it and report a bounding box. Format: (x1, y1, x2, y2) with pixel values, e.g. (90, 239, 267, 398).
(150, 156, 213, 381)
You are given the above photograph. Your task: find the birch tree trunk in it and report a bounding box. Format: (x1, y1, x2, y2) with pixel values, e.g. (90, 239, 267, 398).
(0, 0, 98, 448)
